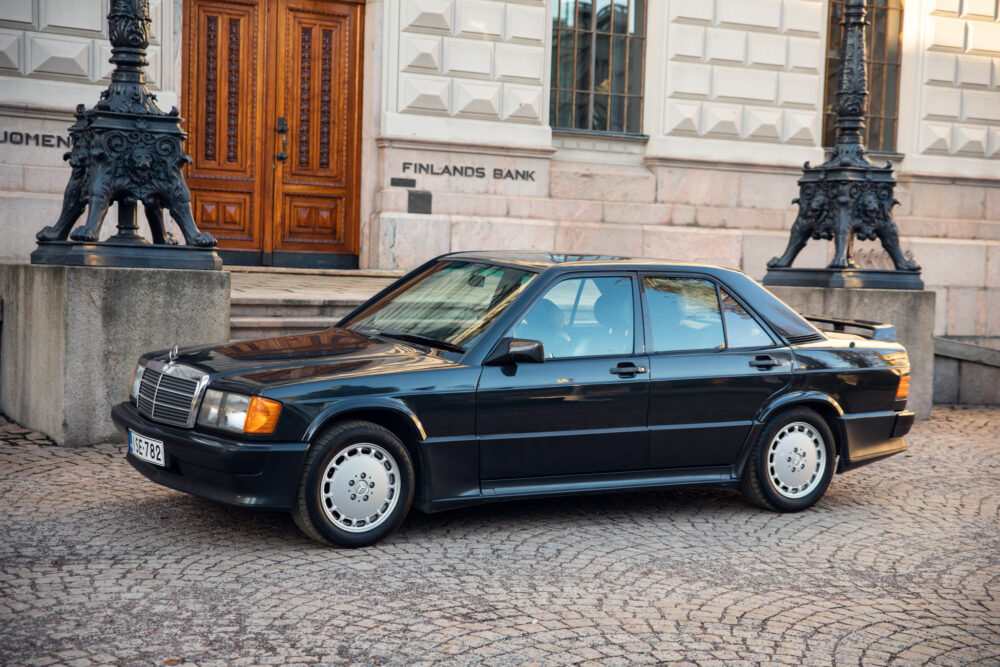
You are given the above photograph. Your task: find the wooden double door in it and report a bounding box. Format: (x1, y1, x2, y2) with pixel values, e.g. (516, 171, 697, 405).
(182, 0, 363, 266)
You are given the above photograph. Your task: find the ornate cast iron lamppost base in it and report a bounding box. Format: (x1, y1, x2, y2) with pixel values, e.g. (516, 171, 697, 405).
(763, 0, 921, 291)
(30, 0, 221, 270)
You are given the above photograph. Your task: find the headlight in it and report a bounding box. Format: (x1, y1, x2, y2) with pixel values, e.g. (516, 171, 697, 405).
(197, 389, 282, 435)
(129, 363, 145, 403)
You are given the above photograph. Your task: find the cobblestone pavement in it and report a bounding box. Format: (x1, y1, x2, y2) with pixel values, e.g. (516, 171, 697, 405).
(1, 407, 998, 666)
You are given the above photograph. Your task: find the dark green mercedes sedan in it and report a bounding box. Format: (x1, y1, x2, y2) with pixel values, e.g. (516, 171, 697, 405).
(112, 252, 914, 547)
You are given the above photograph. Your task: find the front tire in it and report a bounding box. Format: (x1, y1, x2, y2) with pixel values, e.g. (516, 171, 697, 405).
(740, 407, 835, 512)
(292, 420, 414, 548)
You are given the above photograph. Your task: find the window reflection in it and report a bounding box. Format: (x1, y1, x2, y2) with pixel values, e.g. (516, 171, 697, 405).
(344, 262, 535, 348)
(645, 277, 725, 352)
(515, 276, 634, 358)
(551, 0, 646, 134)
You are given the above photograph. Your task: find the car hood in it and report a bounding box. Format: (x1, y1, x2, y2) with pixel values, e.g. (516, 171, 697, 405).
(155, 328, 458, 387)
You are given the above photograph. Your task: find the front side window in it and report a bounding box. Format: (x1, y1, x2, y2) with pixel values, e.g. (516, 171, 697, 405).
(344, 262, 535, 349)
(822, 0, 903, 152)
(514, 276, 634, 358)
(551, 1, 646, 134)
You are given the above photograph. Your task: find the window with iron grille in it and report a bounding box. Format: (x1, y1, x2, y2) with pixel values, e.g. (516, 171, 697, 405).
(822, 0, 904, 152)
(550, 1, 646, 134)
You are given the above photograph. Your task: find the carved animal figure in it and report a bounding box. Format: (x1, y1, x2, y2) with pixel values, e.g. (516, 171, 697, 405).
(36, 106, 216, 248)
(768, 182, 918, 271)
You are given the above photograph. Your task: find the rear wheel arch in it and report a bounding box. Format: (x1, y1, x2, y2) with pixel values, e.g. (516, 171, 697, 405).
(794, 401, 845, 463)
(740, 404, 837, 511)
(758, 394, 846, 463)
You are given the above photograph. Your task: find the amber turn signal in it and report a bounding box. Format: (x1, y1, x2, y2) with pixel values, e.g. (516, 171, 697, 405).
(243, 396, 282, 434)
(896, 374, 910, 400)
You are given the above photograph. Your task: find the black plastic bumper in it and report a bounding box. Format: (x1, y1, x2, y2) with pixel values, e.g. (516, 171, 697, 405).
(838, 410, 913, 472)
(111, 402, 309, 510)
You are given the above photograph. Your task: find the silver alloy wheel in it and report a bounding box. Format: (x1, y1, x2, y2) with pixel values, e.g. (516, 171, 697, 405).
(766, 421, 826, 499)
(320, 442, 400, 533)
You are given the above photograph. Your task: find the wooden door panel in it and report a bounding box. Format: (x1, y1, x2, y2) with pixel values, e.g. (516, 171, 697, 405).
(283, 195, 346, 244)
(273, 0, 361, 254)
(183, 0, 265, 248)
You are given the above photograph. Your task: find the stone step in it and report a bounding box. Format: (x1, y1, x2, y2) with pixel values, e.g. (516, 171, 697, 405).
(228, 269, 397, 340)
(229, 316, 346, 341)
(230, 297, 363, 318)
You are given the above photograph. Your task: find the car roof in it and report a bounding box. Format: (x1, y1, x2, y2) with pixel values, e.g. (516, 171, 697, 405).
(442, 250, 737, 274)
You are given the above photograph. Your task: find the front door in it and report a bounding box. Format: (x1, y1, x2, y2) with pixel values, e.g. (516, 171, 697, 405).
(477, 274, 650, 480)
(182, 0, 363, 267)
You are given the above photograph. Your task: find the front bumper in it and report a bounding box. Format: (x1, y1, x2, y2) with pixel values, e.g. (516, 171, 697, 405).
(838, 409, 914, 472)
(111, 401, 309, 510)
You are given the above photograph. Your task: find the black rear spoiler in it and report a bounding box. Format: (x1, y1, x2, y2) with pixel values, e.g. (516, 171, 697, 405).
(803, 315, 897, 342)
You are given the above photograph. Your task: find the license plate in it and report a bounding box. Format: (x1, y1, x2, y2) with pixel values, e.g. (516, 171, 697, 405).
(129, 430, 165, 467)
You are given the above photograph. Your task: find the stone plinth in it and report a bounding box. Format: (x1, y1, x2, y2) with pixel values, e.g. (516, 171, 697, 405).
(0, 263, 229, 445)
(768, 286, 935, 420)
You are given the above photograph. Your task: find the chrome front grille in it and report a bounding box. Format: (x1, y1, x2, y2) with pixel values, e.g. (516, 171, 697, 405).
(137, 362, 206, 427)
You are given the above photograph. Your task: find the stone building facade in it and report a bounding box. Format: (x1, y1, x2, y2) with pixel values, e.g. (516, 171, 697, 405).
(1, 0, 998, 342)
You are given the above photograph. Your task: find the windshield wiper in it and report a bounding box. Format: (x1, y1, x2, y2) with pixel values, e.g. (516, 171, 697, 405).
(359, 328, 466, 354)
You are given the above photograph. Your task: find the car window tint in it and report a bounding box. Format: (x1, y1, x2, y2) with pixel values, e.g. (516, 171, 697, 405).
(514, 276, 633, 359)
(721, 289, 774, 348)
(645, 277, 724, 352)
(347, 261, 535, 347)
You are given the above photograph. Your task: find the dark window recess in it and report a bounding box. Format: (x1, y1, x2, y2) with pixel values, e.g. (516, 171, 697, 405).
(550, 0, 646, 134)
(822, 0, 903, 152)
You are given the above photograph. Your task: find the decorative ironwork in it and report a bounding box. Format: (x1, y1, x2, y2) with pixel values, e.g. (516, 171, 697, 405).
(765, 0, 919, 289)
(822, 0, 903, 152)
(33, 0, 217, 260)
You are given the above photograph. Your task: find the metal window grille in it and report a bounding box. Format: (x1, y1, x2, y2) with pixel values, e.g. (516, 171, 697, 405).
(550, 0, 646, 134)
(822, 0, 904, 152)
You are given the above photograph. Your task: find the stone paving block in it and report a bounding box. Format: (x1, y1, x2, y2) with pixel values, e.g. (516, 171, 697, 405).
(0, 409, 998, 664)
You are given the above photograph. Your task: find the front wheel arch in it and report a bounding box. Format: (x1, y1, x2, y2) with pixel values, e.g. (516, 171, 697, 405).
(292, 419, 416, 547)
(303, 405, 426, 483)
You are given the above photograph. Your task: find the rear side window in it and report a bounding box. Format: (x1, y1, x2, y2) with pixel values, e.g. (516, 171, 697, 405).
(721, 289, 774, 348)
(645, 277, 724, 352)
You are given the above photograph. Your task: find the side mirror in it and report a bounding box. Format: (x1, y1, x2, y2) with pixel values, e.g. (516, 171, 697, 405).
(484, 337, 545, 365)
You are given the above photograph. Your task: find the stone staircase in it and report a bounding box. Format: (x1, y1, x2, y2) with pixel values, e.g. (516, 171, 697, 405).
(229, 268, 400, 340)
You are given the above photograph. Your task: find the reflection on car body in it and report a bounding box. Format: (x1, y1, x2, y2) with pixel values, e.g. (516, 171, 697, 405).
(112, 252, 914, 547)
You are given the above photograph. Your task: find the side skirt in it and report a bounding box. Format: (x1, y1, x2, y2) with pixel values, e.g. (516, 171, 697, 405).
(419, 466, 736, 513)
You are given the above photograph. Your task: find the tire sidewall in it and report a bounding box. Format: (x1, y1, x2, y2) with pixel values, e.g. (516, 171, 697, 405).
(302, 423, 414, 548)
(755, 408, 836, 512)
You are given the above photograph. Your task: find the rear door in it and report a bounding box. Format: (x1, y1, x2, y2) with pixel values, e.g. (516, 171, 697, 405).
(642, 274, 794, 469)
(477, 273, 650, 479)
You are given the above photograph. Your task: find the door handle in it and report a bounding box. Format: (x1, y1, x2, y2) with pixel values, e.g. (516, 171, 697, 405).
(749, 355, 781, 370)
(610, 362, 647, 377)
(275, 116, 289, 162)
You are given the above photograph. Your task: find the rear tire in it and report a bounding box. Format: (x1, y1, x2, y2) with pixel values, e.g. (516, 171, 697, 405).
(292, 420, 414, 548)
(740, 407, 835, 512)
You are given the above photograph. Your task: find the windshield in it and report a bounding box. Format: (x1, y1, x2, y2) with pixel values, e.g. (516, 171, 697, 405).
(343, 261, 537, 349)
